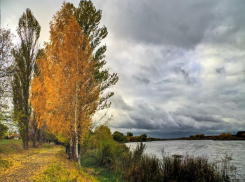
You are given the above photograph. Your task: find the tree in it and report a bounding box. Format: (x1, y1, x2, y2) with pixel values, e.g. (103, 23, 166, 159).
(75, 0, 118, 111)
(127, 132, 133, 137)
(0, 28, 15, 79)
(113, 131, 125, 142)
(28, 113, 38, 147)
(139, 134, 147, 141)
(31, 3, 99, 167)
(12, 9, 41, 149)
(0, 28, 14, 124)
(220, 133, 227, 139)
(0, 123, 8, 140)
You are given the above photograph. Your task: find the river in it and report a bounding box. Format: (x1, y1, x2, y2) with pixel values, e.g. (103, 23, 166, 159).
(126, 140, 245, 181)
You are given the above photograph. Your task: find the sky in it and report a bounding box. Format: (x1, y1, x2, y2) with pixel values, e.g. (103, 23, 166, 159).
(2, 0, 245, 138)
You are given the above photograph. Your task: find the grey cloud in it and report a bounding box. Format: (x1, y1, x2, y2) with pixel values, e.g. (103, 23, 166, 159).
(172, 105, 224, 123)
(132, 76, 150, 84)
(96, 0, 218, 49)
(110, 94, 131, 111)
(109, 92, 243, 138)
(179, 68, 194, 85)
(205, 0, 245, 48)
(215, 67, 225, 75)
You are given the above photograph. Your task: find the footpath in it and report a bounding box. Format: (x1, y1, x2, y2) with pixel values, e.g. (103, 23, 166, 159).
(0, 146, 60, 182)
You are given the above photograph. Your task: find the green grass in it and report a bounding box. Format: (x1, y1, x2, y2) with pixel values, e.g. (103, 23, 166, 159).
(82, 156, 98, 167)
(0, 139, 22, 145)
(41, 143, 55, 149)
(82, 156, 127, 182)
(92, 168, 127, 182)
(0, 139, 23, 154)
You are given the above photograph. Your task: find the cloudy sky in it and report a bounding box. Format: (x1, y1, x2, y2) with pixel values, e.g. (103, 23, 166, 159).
(2, 0, 245, 138)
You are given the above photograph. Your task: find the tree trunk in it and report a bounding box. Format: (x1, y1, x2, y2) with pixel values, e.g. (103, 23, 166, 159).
(74, 55, 80, 168)
(24, 134, 28, 149)
(32, 137, 36, 148)
(25, 120, 29, 149)
(22, 127, 28, 149)
(38, 126, 44, 146)
(69, 139, 74, 160)
(74, 84, 79, 166)
(78, 144, 81, 169)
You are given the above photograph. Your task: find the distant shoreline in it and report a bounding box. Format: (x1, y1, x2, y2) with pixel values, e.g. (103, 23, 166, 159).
(127, 137, 245, 143)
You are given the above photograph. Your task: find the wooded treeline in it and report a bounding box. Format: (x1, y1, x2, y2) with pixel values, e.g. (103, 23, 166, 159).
(0, 0, 118, 168)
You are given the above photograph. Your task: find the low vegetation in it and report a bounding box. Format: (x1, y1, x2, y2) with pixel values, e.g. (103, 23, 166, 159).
(81, 125, 236, 182)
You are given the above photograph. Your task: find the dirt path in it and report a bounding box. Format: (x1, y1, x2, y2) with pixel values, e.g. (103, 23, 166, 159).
(0, 147, 61, 182)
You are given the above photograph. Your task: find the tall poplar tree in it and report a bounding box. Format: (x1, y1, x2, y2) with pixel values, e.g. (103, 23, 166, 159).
(31, 3, 99, 166)
(12, 9, 41, 149)
(75, 0, 118, 111)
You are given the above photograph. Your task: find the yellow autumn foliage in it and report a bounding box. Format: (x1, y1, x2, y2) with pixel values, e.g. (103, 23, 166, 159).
(31, 3, 99, 144)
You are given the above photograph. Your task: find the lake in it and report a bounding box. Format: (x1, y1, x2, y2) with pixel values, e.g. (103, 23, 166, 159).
(126, 140, 245, 181)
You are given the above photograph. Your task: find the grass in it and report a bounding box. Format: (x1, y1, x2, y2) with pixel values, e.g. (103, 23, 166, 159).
(0, 139, 56, 154)
(82, 156, 127, 182)
(0, 139, 23, 154)
(41, 143, 55, 149)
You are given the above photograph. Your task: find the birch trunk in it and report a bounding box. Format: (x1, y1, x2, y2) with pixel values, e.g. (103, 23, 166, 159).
(74, 53, 80, 168)
(74, 79, 79, 162)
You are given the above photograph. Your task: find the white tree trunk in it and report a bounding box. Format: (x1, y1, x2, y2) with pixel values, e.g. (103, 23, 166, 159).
(74, 80, 79, 164)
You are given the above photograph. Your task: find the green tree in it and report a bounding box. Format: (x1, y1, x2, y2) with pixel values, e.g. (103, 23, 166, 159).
(12, 9, 41, 149)
(0, 123, 8, 140)
(127, 132, 133, 137)
(139, 134, 147, 141)
(75, 0, 118, 110)
(113, 131, 125, 143)
(0, 28, 15, 79)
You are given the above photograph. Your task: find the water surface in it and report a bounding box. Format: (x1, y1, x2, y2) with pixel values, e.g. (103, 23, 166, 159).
(126, 140, 245, 180)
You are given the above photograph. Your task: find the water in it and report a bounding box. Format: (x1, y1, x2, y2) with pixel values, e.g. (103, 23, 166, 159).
(126, 140, 245, 181)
